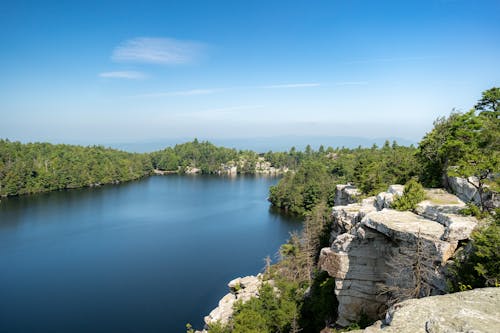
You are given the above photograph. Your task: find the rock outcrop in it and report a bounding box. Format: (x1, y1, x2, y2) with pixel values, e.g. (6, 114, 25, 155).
(319, 185, 478, 326)
(354, 288, 500, 333)
(200, 275, 263, 331)
(375, 185, 404, 210)
(334, 184, 360, 206)
(447, 176, 482, 205)
(447, 176, 499, 210)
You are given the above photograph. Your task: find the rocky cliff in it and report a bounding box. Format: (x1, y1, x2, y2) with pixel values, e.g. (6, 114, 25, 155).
(319, 185, 478, 326)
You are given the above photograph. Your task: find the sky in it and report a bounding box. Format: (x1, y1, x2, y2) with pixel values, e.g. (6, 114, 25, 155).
(1, 0, 499, 149)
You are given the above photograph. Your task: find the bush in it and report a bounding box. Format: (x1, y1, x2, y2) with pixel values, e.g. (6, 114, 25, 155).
(449, 214, 500, 290)
(392, 179, 425, 211)
(459, 203, 489, 219)
(231, 282, 300, 333)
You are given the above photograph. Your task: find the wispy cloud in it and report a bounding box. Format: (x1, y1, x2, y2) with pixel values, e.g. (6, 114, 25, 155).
(334, 81, 368, 86)
(99, 71, 147, 79)
(262, 83, 321, 89)
(134, 88, 221, 98)
(112, 37, 205, 65)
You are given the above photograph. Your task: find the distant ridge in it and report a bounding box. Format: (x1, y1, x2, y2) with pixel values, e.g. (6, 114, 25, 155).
(109, 136, 417, 153)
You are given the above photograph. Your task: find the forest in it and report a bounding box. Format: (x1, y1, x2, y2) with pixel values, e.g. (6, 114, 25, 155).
(0, 141, 153, 197)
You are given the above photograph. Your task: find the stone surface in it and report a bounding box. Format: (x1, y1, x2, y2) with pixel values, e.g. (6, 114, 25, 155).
(375, 185, 404, 210)
(335, 184, 360, 206)
(387, 185, 404, 197)
(203, 275, 262, 328)
(447, 176, 500, 210)
(363, 209, 446, 243)
(447, 176, 481, 205)
(414, 190, 477, 242)
(353, 288, 500, 333)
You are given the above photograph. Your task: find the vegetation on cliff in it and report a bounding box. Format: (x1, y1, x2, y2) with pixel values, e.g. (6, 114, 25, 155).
(268, 142, 419, 217)
(392, 178, 426, 211)
(417, 89, 499, 211)
(449, 212, 500, 290)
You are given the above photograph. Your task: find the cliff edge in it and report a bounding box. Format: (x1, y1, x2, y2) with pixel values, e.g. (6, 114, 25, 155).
(319, 185, 478, 326)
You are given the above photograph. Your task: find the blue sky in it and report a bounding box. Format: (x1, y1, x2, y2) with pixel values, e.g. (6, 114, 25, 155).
(1, 0, 499, 147)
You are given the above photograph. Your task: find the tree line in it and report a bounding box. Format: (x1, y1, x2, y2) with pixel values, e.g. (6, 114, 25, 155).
(0, 141, 153, 197)
(0, 138, 320, 197)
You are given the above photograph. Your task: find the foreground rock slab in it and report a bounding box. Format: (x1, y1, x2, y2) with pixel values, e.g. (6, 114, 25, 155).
(354, 288, 500, 333)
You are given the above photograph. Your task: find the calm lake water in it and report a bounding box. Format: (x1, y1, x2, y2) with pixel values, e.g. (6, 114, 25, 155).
(0, 175, 300, 333)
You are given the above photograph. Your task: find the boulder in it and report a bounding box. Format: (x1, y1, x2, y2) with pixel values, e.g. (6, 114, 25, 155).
(447, 176, 481, 204)
(375, 185, 404, 210)
(375, 192, 394, 210)
(387, 185, 404, 197)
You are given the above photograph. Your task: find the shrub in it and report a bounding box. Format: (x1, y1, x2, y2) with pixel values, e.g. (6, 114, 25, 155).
(392, 179, 425, 211)
(449, 215, 500, 290)
(459, 203, 489, 219)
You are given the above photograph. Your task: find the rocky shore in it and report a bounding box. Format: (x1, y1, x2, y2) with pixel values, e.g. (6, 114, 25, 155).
(195, 275, 264, 333)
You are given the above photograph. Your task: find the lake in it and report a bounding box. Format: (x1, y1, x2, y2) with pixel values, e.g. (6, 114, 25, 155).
(0, 175, 300, 333)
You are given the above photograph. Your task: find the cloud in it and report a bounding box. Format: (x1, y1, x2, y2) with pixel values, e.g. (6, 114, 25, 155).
(262, 83, 321, 89)
(99, 71, 147, 79)
(134, 88, 221, 98)
(112, 37, 205, 65)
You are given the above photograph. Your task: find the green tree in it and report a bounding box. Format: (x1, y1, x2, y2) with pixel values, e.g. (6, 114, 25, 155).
(392, 178, 426, 211)
(417, 96, 499, 211)
(474, 87, 499, 118)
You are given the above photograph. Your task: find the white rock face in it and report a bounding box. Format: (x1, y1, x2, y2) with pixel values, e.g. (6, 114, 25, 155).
(319, 185, 478, 326)
(387, 185, 404, 197)
(203, 275, 263, 328)
(335, 184, 360, 206)
(375, 192, 391, 210)
(375, 185, 405, 210)
(447, 176, 481, 204)
(447, 175, 500, 210)
(414, 190, 477, 242)
(353, 288, 500, 333)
